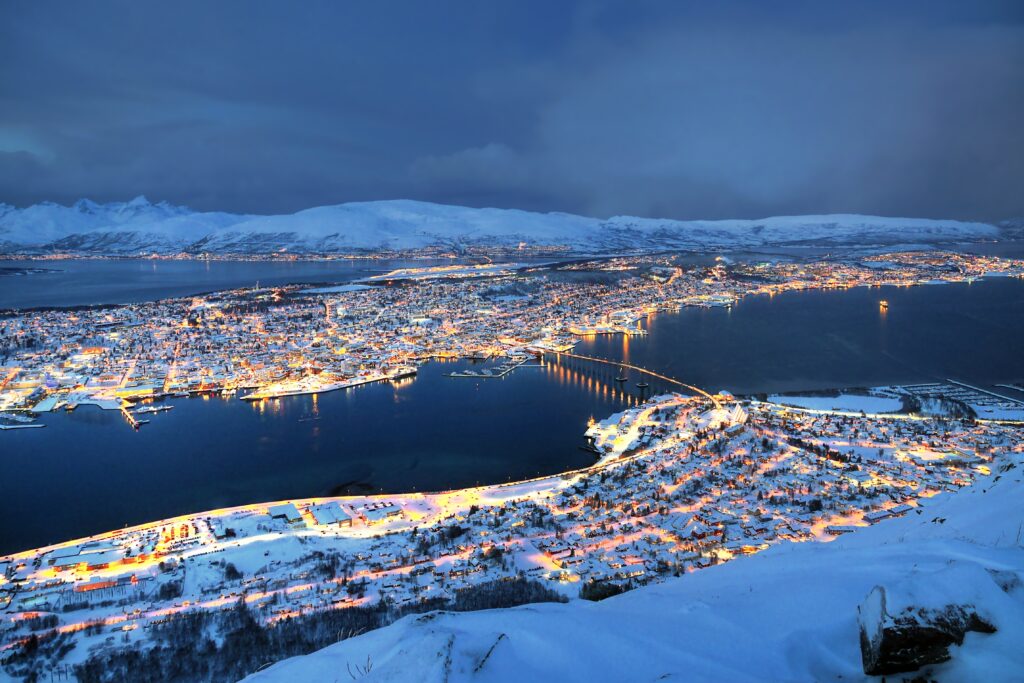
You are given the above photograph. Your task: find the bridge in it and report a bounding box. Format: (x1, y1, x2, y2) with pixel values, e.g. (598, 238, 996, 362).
(544, 350, 721, 408)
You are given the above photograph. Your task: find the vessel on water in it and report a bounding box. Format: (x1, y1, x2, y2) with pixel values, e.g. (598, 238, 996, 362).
(0, 412, 36, 424)
(132, 405, 174, 415)
(241, 365, 418, 401)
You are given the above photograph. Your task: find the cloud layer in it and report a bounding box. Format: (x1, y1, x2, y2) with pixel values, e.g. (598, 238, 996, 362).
(2, 1, 1022, 221)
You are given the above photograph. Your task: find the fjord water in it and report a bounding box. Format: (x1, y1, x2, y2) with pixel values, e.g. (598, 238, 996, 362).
(0, 257, 456, 309)
(1, 359, 627, 554)
(581, 275, 1024, 394)
(2, 277, 1023, 554)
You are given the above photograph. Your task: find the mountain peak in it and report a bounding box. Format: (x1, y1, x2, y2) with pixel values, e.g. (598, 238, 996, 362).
(0, 198, 1002, 256)
(72, 198, 101, 213)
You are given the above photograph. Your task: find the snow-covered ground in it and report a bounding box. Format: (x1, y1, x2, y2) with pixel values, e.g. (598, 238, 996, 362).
(360, 262, 540, 282)
(298, 283, 374, 294)
(0, 196, 1001, 255)
(767, 393, 903, 414)
(246, 454, 1024, 683)
(970, 405, 1024, 422)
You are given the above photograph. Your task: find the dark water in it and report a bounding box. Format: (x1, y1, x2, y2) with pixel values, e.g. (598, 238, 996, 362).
(0, 360, 636, 554)
(580, 277, 1024, 395)
(0, 258, 458, 309)
(2, 277, 1023, 554)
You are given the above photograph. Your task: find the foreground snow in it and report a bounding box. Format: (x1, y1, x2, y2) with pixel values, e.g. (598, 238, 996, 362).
(0, 196, 1001, 255)
(246, 456, 1024, 683)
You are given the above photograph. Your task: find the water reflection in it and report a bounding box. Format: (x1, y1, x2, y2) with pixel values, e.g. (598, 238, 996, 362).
(545, 356, 643, 405)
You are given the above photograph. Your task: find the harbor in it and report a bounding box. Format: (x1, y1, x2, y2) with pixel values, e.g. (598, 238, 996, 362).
(446, 355, 531, 378)
(239, 366, 417, 401)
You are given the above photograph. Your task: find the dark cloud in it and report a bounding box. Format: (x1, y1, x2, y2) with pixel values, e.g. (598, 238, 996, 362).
(1, 0, 1022, 220)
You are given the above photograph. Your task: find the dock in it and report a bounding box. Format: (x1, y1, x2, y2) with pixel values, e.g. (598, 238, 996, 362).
(120, 406, 144, 429)
(447, 356, 528, 379)
(946, 379, 1024, 405)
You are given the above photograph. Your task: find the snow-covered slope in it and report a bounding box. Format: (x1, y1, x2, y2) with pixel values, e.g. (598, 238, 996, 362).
(0, 197, 1001, 255)
(246, 455, 1024, 683)
(0, 197, 249, 254)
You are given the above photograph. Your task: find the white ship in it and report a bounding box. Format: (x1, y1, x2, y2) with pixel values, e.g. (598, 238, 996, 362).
(132, 404, 175, 415)
(241, 366, 418, 401)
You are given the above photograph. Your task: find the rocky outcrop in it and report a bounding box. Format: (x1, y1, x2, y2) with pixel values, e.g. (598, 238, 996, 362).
(858, 583, 997, 676)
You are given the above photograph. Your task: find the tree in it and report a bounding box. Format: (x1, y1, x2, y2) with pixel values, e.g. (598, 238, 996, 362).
(580, 581, 627, 601)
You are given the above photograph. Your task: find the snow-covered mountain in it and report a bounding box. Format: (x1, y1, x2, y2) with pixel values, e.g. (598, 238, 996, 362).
(246, 454, 1024, 683)
(0, 196, 1002, 256)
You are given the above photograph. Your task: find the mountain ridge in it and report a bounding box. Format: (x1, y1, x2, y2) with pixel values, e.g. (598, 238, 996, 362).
(0, 196, 1002, 256)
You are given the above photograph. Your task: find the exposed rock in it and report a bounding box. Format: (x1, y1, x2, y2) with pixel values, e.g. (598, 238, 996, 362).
(858, 584, 996, 676)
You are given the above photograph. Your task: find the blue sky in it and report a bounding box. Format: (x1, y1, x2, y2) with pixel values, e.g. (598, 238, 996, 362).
(1, 0, 1022, 220)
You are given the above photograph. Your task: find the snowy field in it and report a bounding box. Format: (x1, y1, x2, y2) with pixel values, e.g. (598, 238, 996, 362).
(361, 263, 538, 282)
(970, 405, 1024, 421)
(298, 283, 374, 294)
(766, 393, 903, 414)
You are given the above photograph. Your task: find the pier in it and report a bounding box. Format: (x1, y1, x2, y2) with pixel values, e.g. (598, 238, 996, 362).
(946, 379, 1024, 405)
(447, 356, 528, 379)
(120, 406, 144, 430)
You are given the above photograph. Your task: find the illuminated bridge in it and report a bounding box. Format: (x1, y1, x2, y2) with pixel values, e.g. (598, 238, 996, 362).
(544, 350, 721, 408)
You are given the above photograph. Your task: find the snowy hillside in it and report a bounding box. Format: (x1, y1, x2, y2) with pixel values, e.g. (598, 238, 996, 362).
(246, 455, 1024, 682)
(0, 197, 1002, 256)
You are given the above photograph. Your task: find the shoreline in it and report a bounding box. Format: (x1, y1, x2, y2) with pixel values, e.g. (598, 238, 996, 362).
(4, 378, 1019, 561)
(2, 387, 1019, 680)
(0, 392, 692, 561)
(7, 269, 1023, 413)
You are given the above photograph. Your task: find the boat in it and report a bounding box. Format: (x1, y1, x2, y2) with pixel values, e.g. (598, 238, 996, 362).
(879, 300, 889, 310)
(387, 366, 418, 380)
(132, 405, 174, 415)
(0, 412, 35, 424)
(636, 382, 649, 389)
(615, 375, 628, 382)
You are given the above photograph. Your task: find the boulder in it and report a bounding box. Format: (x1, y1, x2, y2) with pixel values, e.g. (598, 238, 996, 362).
(858, 584, 996, 676)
